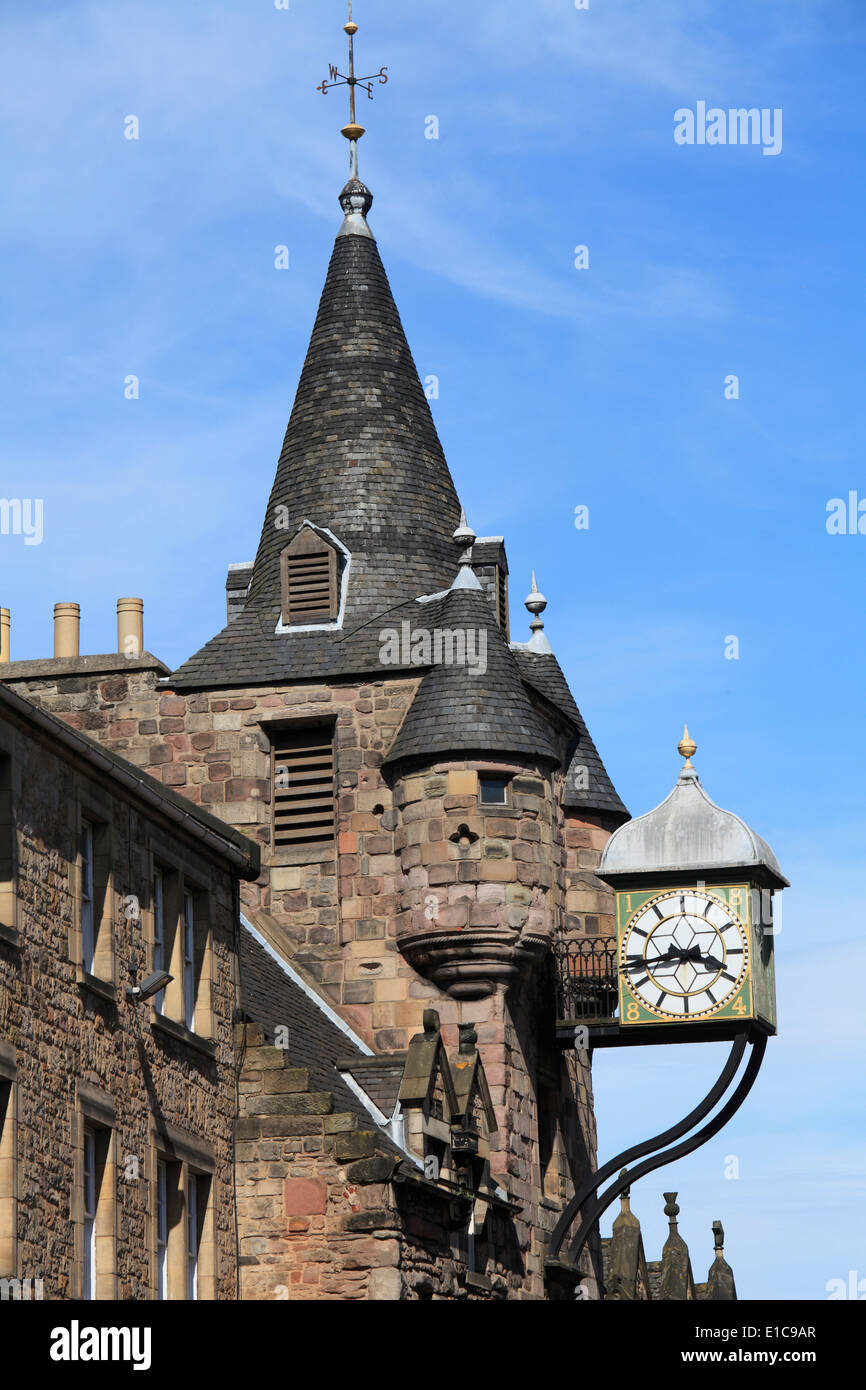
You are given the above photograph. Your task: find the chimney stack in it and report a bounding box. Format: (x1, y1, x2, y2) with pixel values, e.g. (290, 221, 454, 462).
(117, 598, 143, 658)
(0, 609, 9, 663)
(53, 603, 80, 659)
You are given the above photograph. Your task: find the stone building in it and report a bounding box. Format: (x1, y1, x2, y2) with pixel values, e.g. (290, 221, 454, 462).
(0, 680, 259, 1299)
(2, 154, 633, 1295)
(1, 155, 635, 1297)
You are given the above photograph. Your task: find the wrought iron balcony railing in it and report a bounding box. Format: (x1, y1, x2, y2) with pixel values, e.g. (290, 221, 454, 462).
(555, 937, 619, 1024)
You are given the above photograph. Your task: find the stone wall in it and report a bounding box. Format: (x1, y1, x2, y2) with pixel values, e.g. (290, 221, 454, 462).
(0, 698, 240, 1299)
(236, 1024, 521, 1300)
(5, 660, 616, 1297)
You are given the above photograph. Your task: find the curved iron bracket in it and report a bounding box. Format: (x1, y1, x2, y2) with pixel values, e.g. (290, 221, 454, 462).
(546, 1026, 766, 1289)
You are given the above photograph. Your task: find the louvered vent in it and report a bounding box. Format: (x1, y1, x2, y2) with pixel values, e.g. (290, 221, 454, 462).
(285, 552, 335, 623)
(271, 727, 335, 848)
(497, 568, 509, 637)
(280, 527, 339, 626)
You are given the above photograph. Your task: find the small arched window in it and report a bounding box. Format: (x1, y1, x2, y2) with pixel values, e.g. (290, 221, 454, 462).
(279, 526, 340, 626)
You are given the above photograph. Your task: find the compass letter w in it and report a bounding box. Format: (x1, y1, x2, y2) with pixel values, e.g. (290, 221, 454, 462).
(329, 64, 340, 81)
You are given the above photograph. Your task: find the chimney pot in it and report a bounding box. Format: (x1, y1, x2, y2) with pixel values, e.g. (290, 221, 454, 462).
(53, 603, 80, 659)
(0, 609, 9, 663)
(117, 597, 143, 658)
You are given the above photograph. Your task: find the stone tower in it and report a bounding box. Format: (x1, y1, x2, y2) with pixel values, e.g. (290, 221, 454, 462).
(3, 165, 627, 1295)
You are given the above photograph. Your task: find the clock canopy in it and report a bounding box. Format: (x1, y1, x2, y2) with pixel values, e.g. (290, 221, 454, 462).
(598, 730, 788, 890)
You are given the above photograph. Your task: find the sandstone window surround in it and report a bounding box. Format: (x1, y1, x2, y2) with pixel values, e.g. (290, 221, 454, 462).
(276, 523, 349, 631)
(0, 747, 17, 945)
(0, 1043, 17, 1280)
(151, 1126, 215, 1301)
(268, 719, 336, 861)
(72, 790, 113, 993)
(73, 1082, 117, 1300)
(148, 844, 215, 1047)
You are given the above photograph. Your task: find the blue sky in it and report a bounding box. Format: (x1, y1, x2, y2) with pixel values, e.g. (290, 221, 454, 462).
(1, 0, 864, 1299)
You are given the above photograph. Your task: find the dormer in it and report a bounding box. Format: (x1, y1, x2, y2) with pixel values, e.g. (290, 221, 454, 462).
(277, 523, 348, 630)
(398, 1010, 459, 1181)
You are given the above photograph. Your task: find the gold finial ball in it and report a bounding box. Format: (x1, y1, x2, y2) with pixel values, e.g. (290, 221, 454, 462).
(677, 723, 697, 767)
(345, 22, 358, 35)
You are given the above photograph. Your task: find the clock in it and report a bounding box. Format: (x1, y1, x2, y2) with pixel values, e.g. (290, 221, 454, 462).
(596, 729, 787, 1042)
(619, 887, 750, 1024)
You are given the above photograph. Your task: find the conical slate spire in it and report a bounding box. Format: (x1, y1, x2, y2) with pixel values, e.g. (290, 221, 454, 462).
(245, 184, 461, 621)
(170, 186, 463, 689)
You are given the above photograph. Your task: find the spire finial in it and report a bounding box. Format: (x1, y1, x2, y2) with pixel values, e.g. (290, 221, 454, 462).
(452, 506, 476, 562)
(663, 1192, 680, 1229)
(318, 3, 389, 180)
(524, 572, 547, 629)
(677, 723, 697, 769)
(523, 573, 552, 653)
(619, 1168, 631, 1210)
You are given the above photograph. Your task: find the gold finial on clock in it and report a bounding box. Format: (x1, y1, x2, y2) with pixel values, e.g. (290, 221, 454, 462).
(677, 724, 697, 768)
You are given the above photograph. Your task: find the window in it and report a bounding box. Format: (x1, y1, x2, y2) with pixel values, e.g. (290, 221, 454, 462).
(187, 1175, 198, 1300)
(152, 869, 166, 1013)
(0, 1074, 15, 1278)
(152, 866, 211, 1038)
(76, 1103, 115, 1300)
(280, 527, 340, 626)
(271, 726, 335, 850)
(156, 1160, 168, 1300)
(155, 1156, 212, 1300)
(76, 813, 112, 982)
(81, 822, 94, 973)
(479, 776, 509, 806)
(182, 891, 196, 1032)
(83, 1128, 96, 1299)
(0, 753, 14, 931)
(186, 1174, 210, 1300)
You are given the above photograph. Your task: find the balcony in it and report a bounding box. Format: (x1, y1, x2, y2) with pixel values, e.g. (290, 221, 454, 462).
(555, 937, 619, 1026)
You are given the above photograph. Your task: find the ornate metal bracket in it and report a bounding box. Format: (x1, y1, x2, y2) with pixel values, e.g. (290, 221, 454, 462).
(545, 1026, 767, 1294)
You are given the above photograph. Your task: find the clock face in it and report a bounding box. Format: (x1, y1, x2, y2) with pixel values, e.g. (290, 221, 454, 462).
(620, 889, 749, 1021)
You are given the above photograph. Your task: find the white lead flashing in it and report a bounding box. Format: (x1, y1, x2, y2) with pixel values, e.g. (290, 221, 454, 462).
(511, 631, 554, 655)
(240, 912, 373, 1055)
(338, 1074, 422, 1170)
(450, 565, 483, 591)
(274, 521, 352, 635)
(239, 914, 422, 1168)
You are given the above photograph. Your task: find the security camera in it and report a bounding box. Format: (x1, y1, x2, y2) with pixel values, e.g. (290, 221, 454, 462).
(126, 970, 173, 1002)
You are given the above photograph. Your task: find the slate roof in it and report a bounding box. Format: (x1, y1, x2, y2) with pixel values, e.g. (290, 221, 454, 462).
(166, 178, 624, 819)
(511, 649, 629, 821)
(239, 925, 400, 1149)
(337, 1056, 406, 1117)
(382, 586, 558, 769)
(170, 183, 461, 691)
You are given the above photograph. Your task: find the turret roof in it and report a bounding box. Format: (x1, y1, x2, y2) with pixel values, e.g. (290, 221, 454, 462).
(170, 180, 460, 690)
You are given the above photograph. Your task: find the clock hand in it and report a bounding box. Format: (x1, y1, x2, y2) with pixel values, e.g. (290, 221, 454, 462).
(621, 948, 673, 972)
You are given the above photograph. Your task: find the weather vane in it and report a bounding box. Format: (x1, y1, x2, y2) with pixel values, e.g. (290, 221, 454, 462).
(318, 1, 388, 175)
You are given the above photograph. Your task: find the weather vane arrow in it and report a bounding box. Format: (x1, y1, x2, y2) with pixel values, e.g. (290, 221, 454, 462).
(317, 0, 388, 153)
